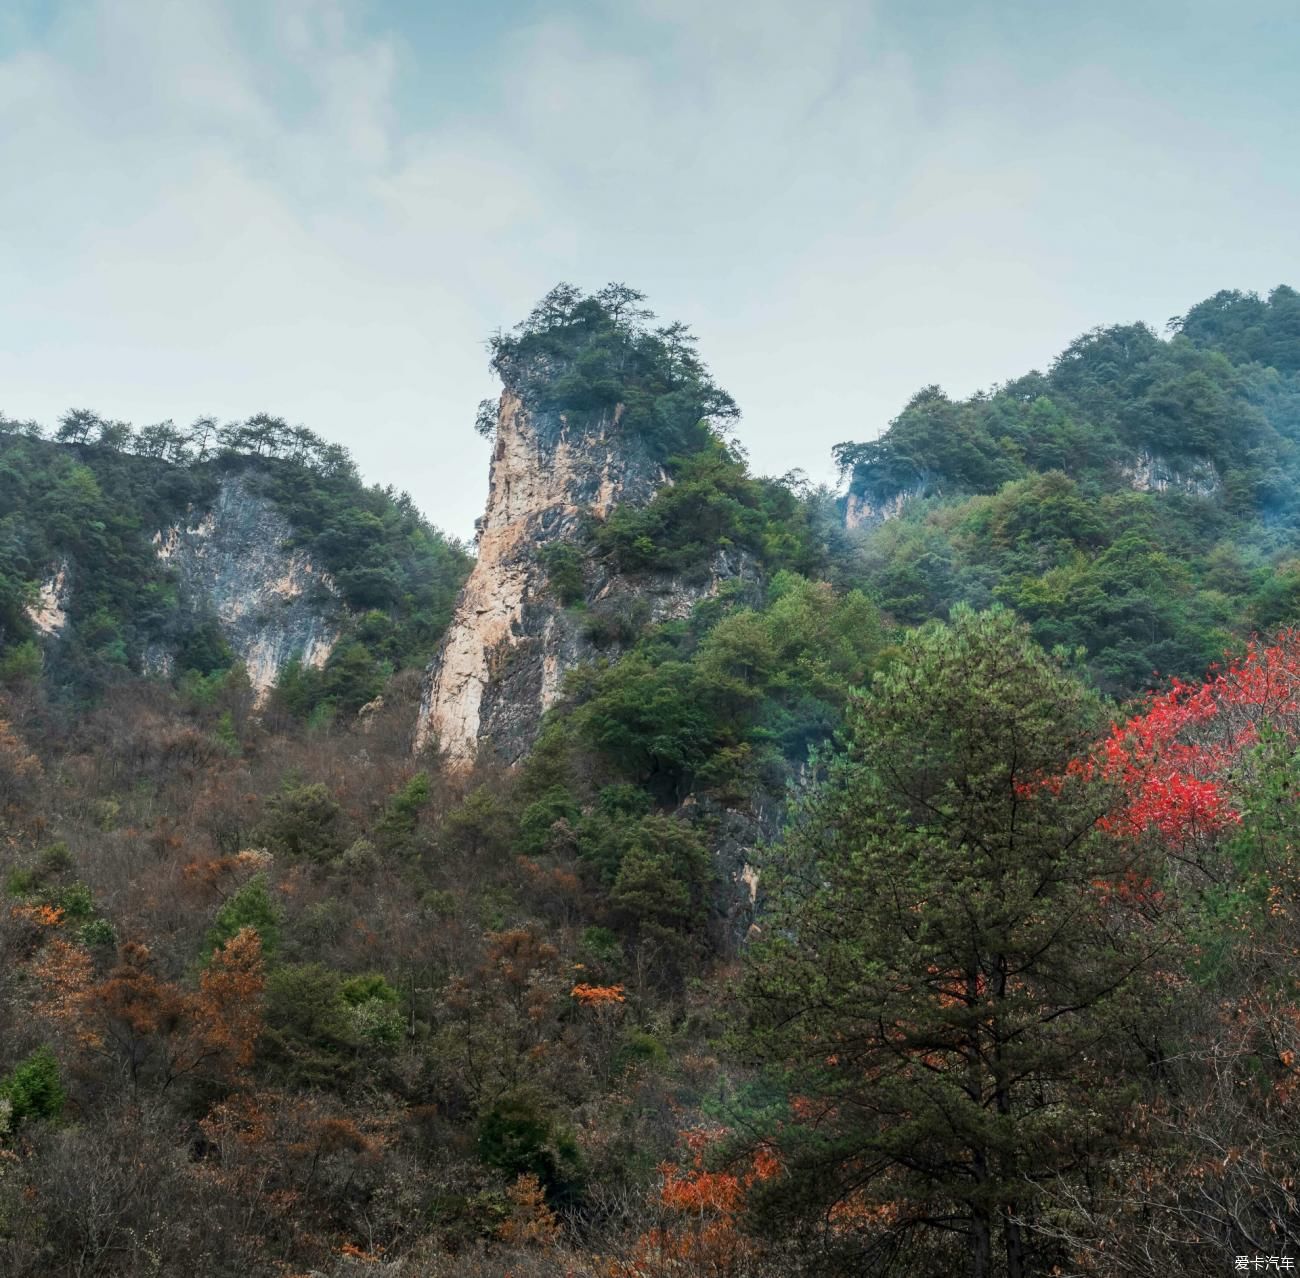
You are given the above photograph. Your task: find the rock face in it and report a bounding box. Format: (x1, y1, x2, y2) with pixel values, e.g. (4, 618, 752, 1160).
(416, 388, 758, 766)
(151, 476, 342, 699)
(26, 563, 70, 637)
(843, 483, 926, 531)
(1119, 451, 1220, 498)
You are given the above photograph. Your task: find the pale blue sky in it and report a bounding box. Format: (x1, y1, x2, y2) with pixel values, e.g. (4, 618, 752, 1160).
(1, 1, 1297, 538)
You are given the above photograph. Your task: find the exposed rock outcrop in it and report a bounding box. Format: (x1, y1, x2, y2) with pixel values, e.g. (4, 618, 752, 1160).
(26, 563, 70, 637)
(150, 476, 342, 699)
(416, 388, 759, 766)
(843, 484, 925, 531)
(1118, 451, 1220, 498)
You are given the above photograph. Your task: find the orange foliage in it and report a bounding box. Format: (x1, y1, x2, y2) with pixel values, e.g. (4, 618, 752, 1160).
(497, 1172, 561, 1249)
(10, 902, 65, 928)
(29, 927, 264, 1086)
(571, 983, 626, 1008)
(338, 1240, 384, 1262)
(180, 849, 271, 897)
(29, 937, 100, 1047)
(617, 1127, 780, 1277)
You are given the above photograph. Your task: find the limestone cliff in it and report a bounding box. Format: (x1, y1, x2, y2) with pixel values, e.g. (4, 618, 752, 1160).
(26, 563, 70, 637)
(148, 475, 343, 698)
(417, 388, 757, 766)
(1118, 451, 1220, 497)
(843, 483, 926, 531)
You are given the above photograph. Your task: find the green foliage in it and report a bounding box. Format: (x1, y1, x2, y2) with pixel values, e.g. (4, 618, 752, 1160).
(339, 973, 400, 1007)
(518, 785, 581, 857)
(489, 283, 737, 464)
(0, 1047, 65, 1128)
(595, 438, 823, 576)
(262, 963, 366, 1086)
(739, 608, 1169, 1270)
(476, 1089, 583, 1200)
(374, 772, 431, 855)
(77, 917, 118, 948)
(549, 572, 884, 800)
(0, 433, 212, 696)
(0, 640, 42, 685)
(835, 287, 1300, 692)
(608, 816, 711, 941)
(206, 873, 282, 958)
(439, 786, 517, 862)
(0, 419, 469, 704)
(174, 619, 233, 676)
(540, 543, 586, 605)
(54, 882, 95, 922)
(1172, 284, 1300, 372)
(5, 843, 72, 900)
(338, 973, 405, 1048)
(259, 783, 344, 862)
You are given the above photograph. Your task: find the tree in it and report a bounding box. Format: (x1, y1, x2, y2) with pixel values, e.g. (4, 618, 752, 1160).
(595, 282, 652, 331)
(94, 419, 133, 450)
(740, 608, 1172, 1277)
(134, 420, 189, 462)
(55, 408, 104, 445)
(0, 1046, 65, 1127)
(186, 414, 219, 459)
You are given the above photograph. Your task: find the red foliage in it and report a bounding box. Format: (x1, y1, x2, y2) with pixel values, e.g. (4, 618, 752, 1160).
(1061, 630, 1300, 846)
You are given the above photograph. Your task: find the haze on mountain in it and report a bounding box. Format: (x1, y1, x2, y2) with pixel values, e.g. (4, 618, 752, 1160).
(2, 0, 1298, 538)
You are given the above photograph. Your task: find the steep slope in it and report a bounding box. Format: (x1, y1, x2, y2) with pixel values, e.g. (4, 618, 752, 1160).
(416, 285, 762, 765)
(148, 474, 342, 698)
(416, 387, 758, 764)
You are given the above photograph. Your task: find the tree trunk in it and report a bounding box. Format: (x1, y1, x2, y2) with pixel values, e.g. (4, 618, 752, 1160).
(971, 1208, 992, 1278)
(1003, 1207, 1028, 1278)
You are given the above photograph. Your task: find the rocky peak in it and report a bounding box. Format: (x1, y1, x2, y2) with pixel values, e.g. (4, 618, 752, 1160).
(416, 382, 755, 767)
(416, 282, 757, 766)
(417, 389, 636, 764)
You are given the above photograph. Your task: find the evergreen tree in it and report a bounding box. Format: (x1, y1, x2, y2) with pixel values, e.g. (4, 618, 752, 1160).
(740, 608, 1172, 1277)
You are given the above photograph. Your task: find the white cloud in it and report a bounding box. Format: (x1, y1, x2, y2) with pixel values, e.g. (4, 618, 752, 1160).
(0, 0, 1296, 536)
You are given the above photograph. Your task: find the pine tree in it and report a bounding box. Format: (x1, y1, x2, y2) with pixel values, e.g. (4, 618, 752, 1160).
(740, 608, 1173, 1277)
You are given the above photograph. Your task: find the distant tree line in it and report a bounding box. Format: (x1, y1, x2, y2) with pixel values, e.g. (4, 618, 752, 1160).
(1, 408, 356, 475)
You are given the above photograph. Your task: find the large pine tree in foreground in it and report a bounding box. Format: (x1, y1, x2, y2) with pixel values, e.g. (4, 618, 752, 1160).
(740, 608, 1175, 1277)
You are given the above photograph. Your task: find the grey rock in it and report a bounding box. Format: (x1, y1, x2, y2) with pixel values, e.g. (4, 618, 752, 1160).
(151, 475, 344, 699)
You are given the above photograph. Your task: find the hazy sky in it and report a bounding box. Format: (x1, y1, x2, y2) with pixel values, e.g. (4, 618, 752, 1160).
(2, 1, 1297, 540)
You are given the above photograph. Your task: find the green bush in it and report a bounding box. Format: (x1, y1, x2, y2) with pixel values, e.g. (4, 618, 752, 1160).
(540, 543, 586, 606)
(375, 772, 431, 854)
(206, 874, 281, 958)
(477, 1090, 583, 1201)
(260, 782, 344, 861)
(1, 1047, 65, 1127)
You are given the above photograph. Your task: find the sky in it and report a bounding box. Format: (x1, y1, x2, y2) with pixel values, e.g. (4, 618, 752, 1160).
(1, 0, 1298, 541)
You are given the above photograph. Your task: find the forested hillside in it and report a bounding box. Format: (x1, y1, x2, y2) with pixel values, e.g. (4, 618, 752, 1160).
(837, 286, 1300, 689)
(0, 415, 470, 711)
(1, 286, 1299, 1276)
